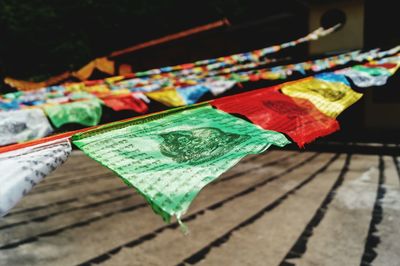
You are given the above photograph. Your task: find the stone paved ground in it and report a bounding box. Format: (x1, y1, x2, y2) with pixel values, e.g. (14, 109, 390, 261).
(0, 146, 399, 266)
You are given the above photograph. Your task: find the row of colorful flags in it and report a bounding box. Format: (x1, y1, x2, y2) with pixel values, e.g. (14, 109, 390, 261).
(1, 46, 399, 148)
(3, 25, 338, 91)
(1, 51, 399, 226)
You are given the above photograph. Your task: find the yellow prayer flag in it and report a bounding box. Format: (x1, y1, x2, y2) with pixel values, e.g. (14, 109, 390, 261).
(146, 89, 186, 107)
(95, 57, 115, 75)
(280, 77, 362, 118)
(83, 84, 110, 94)
(72, 61, 96, 81)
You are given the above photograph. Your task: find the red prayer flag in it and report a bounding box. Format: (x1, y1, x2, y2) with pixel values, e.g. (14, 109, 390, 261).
(102, 94, 148, 113)
(211, 86, 340, 147)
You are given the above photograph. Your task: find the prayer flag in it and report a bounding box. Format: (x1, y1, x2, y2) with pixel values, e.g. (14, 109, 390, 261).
(280, 77, 362, 118)
(212, 86, 339, 147)
(335, 67, 389, 87)
(43, 99, 103, 128)
(204, 79, 236, 96)
(102, 93, 149, 113)
(94, 57, 115, 76)
(72, 61, 96, 81)
(72, 105, 289, 223)
(177, 85, 209, 105)
(315, 72, 350, 86)
(0, 99, 20, 111)
(335, 57, 400, 88)
(352, 65, 392, 76)
(0, 109, 53, 146)
(0, 139, 71, 217)
(146, 89, 186, 107)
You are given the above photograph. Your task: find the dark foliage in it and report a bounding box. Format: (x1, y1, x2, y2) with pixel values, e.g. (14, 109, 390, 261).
(0, 0, 309, 82)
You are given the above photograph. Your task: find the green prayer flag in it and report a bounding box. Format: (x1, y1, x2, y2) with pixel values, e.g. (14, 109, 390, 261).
(72, 105, 289, 223)
(43, 99, 102, 128)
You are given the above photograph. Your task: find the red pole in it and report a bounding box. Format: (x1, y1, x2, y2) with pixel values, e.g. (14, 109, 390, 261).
(109, 18, 230, 58)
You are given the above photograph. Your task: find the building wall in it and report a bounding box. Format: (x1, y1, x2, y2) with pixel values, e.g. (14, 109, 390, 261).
(309, 0, 364, 54)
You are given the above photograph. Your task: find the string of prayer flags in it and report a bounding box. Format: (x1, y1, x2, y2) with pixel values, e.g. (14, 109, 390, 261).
(1, 90, 46, 110)
(360, 54, 400, 83)
(375, 45, 400, 59)
(72, 105, 290, 223)
(259, 70, 285, 80)
(115, 46, 398, 90)
(102, 93, 149, 113)
(373, 53, 400, 65)
(43, 99, 103, 128)
(13, 90, 47, 105)
(110, 77, 152, 91)
(3, 72, 70, 91)
(131, 47, 387, 93)
(127, 26, 339, 79)
(3, 25, 338, 92)
(146, 89, 186, 107)
(335, 55, 400, 88)
(0, 45, 397, 147)
(365, 63, 400, 75)
(0, 109, 53, 146)
(212, 85, 339, 147)
(355, 59, 400, 76)
(0, 90, 97, 111)
(1, 45, 396, 113)
(0, 139, 71, 217)
(189, 57, 277, 80)
(280, 75, 363, 118)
